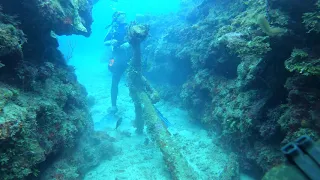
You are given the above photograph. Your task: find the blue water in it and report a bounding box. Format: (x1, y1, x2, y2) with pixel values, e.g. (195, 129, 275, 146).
(58, 0, 180, 59)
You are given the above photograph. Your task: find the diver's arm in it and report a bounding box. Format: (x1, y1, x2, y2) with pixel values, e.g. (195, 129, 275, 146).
(104, 28, 115, 46)
(119, 42, 130, 49)
(119, 24, 130, 49)
(104, 39, 118, 46)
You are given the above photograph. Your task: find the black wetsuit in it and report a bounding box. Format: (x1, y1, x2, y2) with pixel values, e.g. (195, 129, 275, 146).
(104, 23, 130, 107)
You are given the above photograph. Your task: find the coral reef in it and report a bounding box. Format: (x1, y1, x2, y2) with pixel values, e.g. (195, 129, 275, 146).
(0, 0, 113, 179)
(29, 0, 93, 36)
(0, 7, 26, 58)
(142, 0, 320, 178)
(285, 48, 320, 76)
(0, 64, 91, 179)
(1, 0, 319, 178)
(302, 0, 320, 33)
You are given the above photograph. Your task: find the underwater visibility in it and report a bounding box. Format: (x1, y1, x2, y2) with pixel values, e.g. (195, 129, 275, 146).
(1, 0, 320, 179)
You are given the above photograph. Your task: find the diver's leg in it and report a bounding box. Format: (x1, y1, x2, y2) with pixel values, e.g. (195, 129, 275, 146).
(110, 66, 126, 113)
(111, 71, 121, 109)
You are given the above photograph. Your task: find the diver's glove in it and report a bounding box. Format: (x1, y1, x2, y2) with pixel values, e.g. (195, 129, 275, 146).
(120, 42, 130, 49)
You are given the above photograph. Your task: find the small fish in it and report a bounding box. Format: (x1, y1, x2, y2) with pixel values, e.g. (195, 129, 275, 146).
(115, 117, 122, 130)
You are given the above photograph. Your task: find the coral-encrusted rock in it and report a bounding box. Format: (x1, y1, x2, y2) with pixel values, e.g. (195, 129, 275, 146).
(1, 0, 93, 37)
(0, 24, 26, 57)
(0, 1, 97, 179)
(36, 0, 93, 36)
(0, 0, 94, 72)
(0, 8, 26, 58)
(285, 48, 320, 76)
(141, 0, 320, 177)
(0, 63, 93, 179)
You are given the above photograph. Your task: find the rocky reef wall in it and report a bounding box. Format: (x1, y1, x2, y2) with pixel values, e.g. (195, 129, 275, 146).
(0, 0, 115, 179)
(143, 0, 320, 177)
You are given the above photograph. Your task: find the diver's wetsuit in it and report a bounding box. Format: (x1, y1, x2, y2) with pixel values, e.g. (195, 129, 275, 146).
(104, 23, 130, 107)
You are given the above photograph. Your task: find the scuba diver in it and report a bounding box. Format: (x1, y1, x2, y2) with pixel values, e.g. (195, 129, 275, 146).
(104, 11, 131, 114)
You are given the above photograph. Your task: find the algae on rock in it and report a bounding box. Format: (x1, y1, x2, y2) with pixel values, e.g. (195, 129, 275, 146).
(285, 49, 320, 76)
